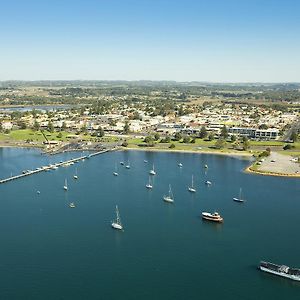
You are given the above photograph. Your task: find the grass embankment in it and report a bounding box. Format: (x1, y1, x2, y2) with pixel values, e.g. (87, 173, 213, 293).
(125, 137, 254, 155)
(0, 129, 93, 143)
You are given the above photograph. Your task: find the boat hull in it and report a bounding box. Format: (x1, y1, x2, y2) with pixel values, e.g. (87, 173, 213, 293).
(163, 196, 174, 203)
(202, 213, 223, 223)
(112, 223, 123, 230)
(260, 266, 300, 281)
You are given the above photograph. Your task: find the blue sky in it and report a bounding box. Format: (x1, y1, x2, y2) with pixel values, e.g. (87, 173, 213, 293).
(0, 0, 299, 82)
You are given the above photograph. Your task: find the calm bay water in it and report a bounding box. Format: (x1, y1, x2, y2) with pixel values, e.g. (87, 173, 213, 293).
(0, 148, 299, 299)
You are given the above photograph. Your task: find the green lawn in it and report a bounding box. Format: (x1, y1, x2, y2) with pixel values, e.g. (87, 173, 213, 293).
(0, 129, 93, 142)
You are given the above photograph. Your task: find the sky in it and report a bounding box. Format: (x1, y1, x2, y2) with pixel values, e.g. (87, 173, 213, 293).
(0, 0, 299, 82)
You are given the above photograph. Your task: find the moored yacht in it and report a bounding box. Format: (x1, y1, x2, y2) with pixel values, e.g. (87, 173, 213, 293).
(188, 175, 196, 193)
(202, 211, 223, 222)
(111, 205, 123, 230)
(163, 184, 174, 203)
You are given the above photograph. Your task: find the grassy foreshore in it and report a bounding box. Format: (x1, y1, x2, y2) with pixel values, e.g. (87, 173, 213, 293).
(1, 129, 299, 178)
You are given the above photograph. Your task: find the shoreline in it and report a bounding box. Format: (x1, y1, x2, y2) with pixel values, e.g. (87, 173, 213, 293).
(1, 144, 299, 178)
(124, 146, 254, 158)
(245, 165, 300, 178)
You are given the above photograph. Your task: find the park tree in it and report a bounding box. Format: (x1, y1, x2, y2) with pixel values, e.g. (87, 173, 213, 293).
(208, 133, 215, 141)
(291, 131, 298, 142)
(98, 126, 105, 137)
(242, 136, 250, 150)
(48, 121, 54, 133)
(220, 125, 228, 139)
(230, 135, 237, 142)
(183, 136, 190, 143)
(33, 120, 40, 131)
(154, 132, 160, 141)
(215, 138, 226, 149)
(199, 126, 208, 139)
(174, 132, 182, 141)
(61, 121, 67, 131)
(123, 121, 130, 134)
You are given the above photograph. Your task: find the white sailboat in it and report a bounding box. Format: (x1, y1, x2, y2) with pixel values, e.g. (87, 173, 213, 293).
(113, 163, 119, 176)
(149, 163, 156, 175)
(188, 175, 196, 193)
(73, 168, 78, 179)
(233, 188, 244, 202)
(63, 178, 68, 191)
(163, 184, 174, 203)
(111, 205, 123, 230)
(146, 176, 153, 189)
(125, 160, 130, 169)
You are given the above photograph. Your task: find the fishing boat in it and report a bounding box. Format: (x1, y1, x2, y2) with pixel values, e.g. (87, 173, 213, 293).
(111, 205, 123, 230)
(63, 179, 68, 191)
(188, 175, 196, 193)
(163, 184, 174, 203)
(120, 161, 124, 165)
(144, 160, 148, 163)
(73, 168, 78, 179)
(149, 164, 156, 175)
(69, 202, 76, 208)
(178, 163, 183, 167)
(204, 164, 208, 169)
(113, 163, 119, 176)
(146, 176, 153, 189)
(202, 211, 223, 222)
(125, 161, 130, 169)
(233, 188, 244, 202)
(37, 190, 41, 194)
(205, 180, 212, 185)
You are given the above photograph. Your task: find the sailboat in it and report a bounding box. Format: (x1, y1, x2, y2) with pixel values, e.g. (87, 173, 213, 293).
(111, 205, 123, 230)
(163, 184, 174, 203)
(113, 163, 119, 176)
(125, 160, 130, 169)
(233, 188, 244, 202)
(188, 175, 196, 193)
(146, 176, 153, 189)
(149, 164, 156, 175)
(73, 168, 78, 179)
(63, 178, 68, 191)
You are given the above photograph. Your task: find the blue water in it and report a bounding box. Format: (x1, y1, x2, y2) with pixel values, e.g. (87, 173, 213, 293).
(0, 148, 299, 299)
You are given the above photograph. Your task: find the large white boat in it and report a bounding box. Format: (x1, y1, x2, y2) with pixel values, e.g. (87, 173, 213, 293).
(233, 188, 244, 202)
(63, 179, 68, 191)
(111, 205, 123, 230)
(202, 212, 223, 223)
(259, 261, 300, 281)
(149, 164, 156, 175)
(188, 175, 196, 193)
(163, 184, 174, 203)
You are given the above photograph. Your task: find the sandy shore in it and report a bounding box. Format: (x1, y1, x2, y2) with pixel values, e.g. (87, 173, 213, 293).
(125, 146, 254, 158)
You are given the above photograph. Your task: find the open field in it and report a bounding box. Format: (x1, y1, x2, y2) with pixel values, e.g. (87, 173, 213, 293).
(0, 129, 93, 142)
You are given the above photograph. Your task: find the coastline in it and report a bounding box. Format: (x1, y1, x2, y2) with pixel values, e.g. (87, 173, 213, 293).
(2, 143, 299, 178)
(124, 146, 254, 158)
(245, 165, 300, 178)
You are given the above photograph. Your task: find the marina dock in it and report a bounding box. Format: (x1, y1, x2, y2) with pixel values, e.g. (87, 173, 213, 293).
(0, 148, 113, 185)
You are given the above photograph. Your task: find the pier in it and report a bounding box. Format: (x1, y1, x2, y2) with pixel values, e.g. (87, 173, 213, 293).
(0, 148, 114, 185)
